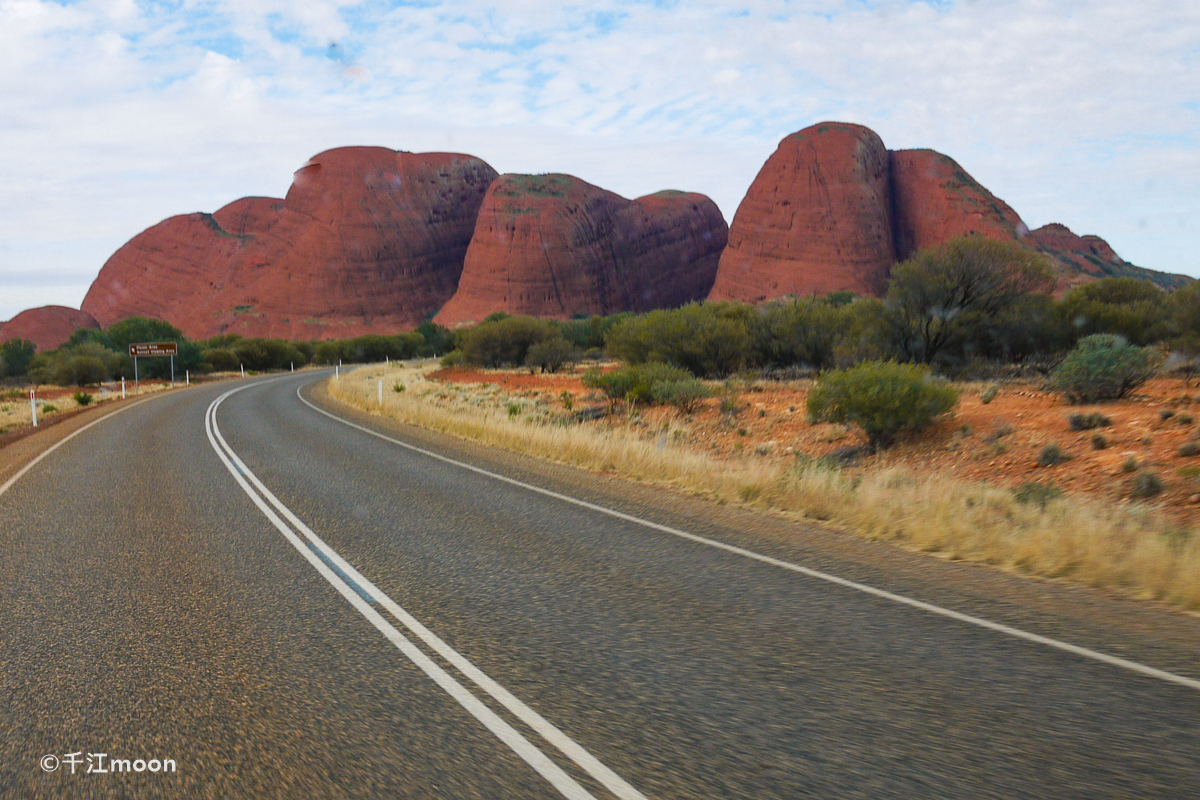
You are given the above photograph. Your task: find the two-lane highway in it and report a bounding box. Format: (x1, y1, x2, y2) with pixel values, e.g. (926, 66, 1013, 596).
(2, 371, 1199, 798)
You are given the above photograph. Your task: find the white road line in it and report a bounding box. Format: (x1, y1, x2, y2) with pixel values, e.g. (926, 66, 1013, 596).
(297, 378, 1200, 693)
(206, 384, 649, 800)
(0, 397, 156, 499)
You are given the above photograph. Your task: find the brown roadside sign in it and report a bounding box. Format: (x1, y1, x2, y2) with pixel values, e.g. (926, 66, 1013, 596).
(129, 342, 179, 358)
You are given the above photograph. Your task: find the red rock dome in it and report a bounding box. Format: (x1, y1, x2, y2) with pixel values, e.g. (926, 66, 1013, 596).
(709, 122, 896, 303)
(434, 175, 727, 327)
(81, 148, 498, 340)
(0, 306, 101, 352)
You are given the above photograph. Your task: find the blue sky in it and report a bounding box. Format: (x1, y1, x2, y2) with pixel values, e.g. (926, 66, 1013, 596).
(2, 0, 1198, 321)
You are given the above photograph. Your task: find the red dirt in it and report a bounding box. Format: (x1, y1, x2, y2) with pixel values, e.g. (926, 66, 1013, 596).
(431, 367, 1200, 524)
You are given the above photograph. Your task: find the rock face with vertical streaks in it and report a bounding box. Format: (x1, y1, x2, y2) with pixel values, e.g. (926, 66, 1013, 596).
(434, 174, 727, 327)
(80, 147, 498, 339)
(708, 122, 896, 303)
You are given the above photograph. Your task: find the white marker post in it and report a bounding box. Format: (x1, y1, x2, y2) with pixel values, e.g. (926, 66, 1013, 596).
(29, 389, 37, 427)
(240, 364, 245, 378)
(335, 364, 339, 380)
(291, 361, 294, 373)
(186, 370, 190, 386)
(170, 354, 175, 387)
(378, 380, 383, 406)
(134, 355, 139, 395)
(121, 377, 126, 399)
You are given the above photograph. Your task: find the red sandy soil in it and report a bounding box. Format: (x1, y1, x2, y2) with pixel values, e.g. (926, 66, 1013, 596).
(432, 367, 1200, 525)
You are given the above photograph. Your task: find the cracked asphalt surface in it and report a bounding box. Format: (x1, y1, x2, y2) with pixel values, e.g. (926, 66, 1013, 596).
(2, 371, 1199, 799)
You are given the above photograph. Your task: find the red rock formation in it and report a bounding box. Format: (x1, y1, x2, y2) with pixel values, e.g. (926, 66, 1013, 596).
(889, 149, 1026, 260)
(81, 148, 498, 339)
(0, 306, 100, 351)
(1028, 223, 1191, 291)
(709, 122, 895, 304)
(434, 175, 727, 327)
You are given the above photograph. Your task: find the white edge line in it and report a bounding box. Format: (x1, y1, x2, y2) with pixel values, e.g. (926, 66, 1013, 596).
(296, 376, 1200, 694)
(0, 397, 157, 499)
(213, 383, 648, 800)
(205, 385, 613, 800)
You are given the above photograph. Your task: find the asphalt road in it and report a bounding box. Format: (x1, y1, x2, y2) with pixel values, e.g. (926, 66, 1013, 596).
(2, 371, 1199, 799)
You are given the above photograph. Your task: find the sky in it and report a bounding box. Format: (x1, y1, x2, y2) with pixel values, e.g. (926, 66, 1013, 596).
(1, 0, 1198, 322)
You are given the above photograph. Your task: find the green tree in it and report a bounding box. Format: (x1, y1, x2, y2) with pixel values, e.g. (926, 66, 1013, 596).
(750, 298, 849, 372)
(0, 338, 37, 377)
(881, 237, 1056, 366)
(806, 361, 960, 451)
(1057, 277, 1169, 346)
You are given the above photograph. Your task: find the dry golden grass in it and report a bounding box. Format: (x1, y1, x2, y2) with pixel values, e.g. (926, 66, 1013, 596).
(330, 363, 1200, 610)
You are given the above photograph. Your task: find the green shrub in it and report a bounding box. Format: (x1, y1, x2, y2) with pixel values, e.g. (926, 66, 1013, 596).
(1130, 471, 1164, 499)
(1038, 443, 1072, 467)
(0, 338, 36, 378)
(1013, 481, 1063, 509)
(73, 391, 93, 407)
(1091, 433, 1108, 450)
(650, 378, 712, 413)
(202, 347, 240, 372)
(806, 361, 959, 451)
(439, 350, 466, 368)
(604, 303, 752, 377)
(559, 390, 574, 411)
(1048, 334, 1161, 403)
(40, 404, 58, 413)
(1179, 442, 1200, 457)
(460, 316, 557, 368)
(582, 363, 692, 405)
(1122, 456, 1139, 473)
(1067, 412, 1112, 431)
(980, 386, 998, 404)
(392, 382, 406, 393)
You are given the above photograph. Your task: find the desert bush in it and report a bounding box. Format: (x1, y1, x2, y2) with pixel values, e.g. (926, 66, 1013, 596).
(750, 298, 848, 372)
(1067, 412, 1112, 431)
(980, 386, 998, 404)
(582, 363, 692, 405)
(1179, 442, 1200, 457)
(605, 303, 752, 378)
(460, 316, 557, 368)
(29, 342, 128, 386)
(1037, 443, 1072, 467)
(439, 350, 466, 368)
(1091, 433, 1108, 450)
(1048, 334, 1161, 403)
(650, 378, 713, 413)
(73, 391, 93, 407)
(202, 347, 240, 372)
(1130, 471, 1164, 499)
(1058, 277, 1169, 346)
(0, 338, 36, 378)
(525, 338, 580, 374)
(1013, 481, 1063, 509)
(806, 361, 959, 451)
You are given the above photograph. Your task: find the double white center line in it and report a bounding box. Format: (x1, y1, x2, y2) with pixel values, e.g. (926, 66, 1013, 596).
(205, 382, 648, 800)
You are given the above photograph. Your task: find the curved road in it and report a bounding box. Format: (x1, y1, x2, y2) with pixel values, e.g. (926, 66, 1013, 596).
(2, 372, 1199, 799)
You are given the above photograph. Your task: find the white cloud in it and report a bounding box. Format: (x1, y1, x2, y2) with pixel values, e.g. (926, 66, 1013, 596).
(1, 0, 1198, 320)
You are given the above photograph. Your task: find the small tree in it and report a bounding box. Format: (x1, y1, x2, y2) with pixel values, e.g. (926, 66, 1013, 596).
(880, 237, 1056, 365)
(525, 338, 580, 373)
(806, 361, 959, 451)
(1048, 334, 1161, 403)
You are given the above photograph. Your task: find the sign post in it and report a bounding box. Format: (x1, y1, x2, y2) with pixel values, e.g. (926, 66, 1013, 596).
(128, 342, 179, 394)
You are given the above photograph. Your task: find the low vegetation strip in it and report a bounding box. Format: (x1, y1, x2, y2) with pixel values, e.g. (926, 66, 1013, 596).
(328, 363, 1200, 611)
